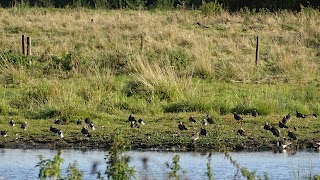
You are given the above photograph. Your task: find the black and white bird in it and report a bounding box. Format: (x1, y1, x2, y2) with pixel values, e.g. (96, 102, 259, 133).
(234, 112, 243, 121)
(206, 114, 214, 124)
(81, 126, 92, 137)
(138, 118, 146, 125)
(237, 127, 247, 136)
(127, 115, 136, 122)
(252, 110, 258, 117)
(270, 126, 280, 137)
(189, 116, 196, 123)
(0, 130, 7, 137)
(288, 131, 297, 140)
(85, 118, 92, 124)
(54, 119, 62, 125)
(200, 128, 207, 136)
(264, 122, 271, 131)
(50, 126, 64, 138)
(296, 111, 305, 118)
(178, 122, 188, 131)
(21, 122, 28, 130)
(88, 123, 95, 130)
(281, 114, 292, 124)
(76, 119, 82, 125)
(279, 121, 288, 129)
(130, 120, 139, 128)
(201, 119, 208, 126)
(277, 141, 292, 150)
(9, 120, 15, 127)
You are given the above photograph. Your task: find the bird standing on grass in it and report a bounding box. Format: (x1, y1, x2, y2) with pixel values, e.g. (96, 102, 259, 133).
(234, 112, 243, 121)
(237, 127, 247, 136)
(206, 114, 214, 124)
(50, 126, 64, 138)
(252, 110, 258, 117)
(279, 121, 288, 129)
(138, 118, 146, 125)
(270, 126, 280, 137)
(76, 119, 82, 125)
(288, 131, 297, 140)
(189, 116, 196, 123)
(130, 120, 139, 128)
(296, 111, 305, 118)
(201, 119, 208, 126)
(0, 130, 7, 137)
(178, 122, 188, 130)
(81, 126, 92, 137)
(200, 128, 207, 136)
(21, 122, 28, 130)
(282, 114, 291, 124)
(9, 120, 15, 127)
(264, 122, 271, 131)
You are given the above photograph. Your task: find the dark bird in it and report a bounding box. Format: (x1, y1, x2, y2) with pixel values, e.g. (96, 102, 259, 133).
(0, 130, 7, 137)
(237, 127, 247, 136)
(130, 120, 139, 128)
(81, 126, 92, 137)
(277, 141, 292, 150)
(201, 119, 208, 126)
(281, 114, 291, 124)
(294, 126, 298, 131)
(196, 22, 209, 28)
(76, 119, 82, 125)
(54, 119, 61, 125)
(9, 120, 15, 127)
(206, 114, 214, 124)
(50, 126, 64, 138)
(296, 111, 305, 118)
(200, 128, 207, 136)
(288, 131, 297, 140)
(21, 122, 28, 130)
(264, 122, 271, 131)
(279, 121, 288, 129)
(138, 118, 146, 125)
(234, 112, 243, 121)
(127, 115, 136, 122)
(252, 110, 258, 117)
(189, 116, 196, 123)
(178, 122, 188, 130)
(88, 123, 95, 130)
(270, 126, 280, 137)
(85, 118, 92, 124)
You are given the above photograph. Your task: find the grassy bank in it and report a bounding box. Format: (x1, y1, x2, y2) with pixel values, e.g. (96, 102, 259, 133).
(0, 7, 320, 150)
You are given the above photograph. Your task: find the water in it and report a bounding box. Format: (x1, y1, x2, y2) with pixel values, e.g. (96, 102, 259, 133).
(0, 148, 319, 180)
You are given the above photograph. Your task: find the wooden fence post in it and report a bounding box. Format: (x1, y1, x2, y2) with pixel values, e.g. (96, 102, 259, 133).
(255, 36, 259, 66)
(27, 36, 31, 56)
(22, 35, 26, 55)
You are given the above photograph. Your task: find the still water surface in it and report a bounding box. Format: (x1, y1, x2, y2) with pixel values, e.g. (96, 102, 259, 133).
(0, 148, 319, 179)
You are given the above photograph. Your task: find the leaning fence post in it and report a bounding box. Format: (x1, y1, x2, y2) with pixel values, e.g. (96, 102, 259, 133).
(22, 35, 26, 55)
(255, 36, 259, 66)
(27, 36, 31, 56)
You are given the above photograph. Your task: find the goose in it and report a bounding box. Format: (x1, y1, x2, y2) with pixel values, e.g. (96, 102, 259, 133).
(191, 131, 199, 141)
(0, 130, 7, 137)
(178, 122, 187, 130)
(9, 120, 15, 127)
(21, 122, 28, 130)
(138, 118, 146, 125)
(189, 116, 196, 123)
(206, 114, 214, 124)
(276, 141, 292, 150)
(54, 119, 61, 125)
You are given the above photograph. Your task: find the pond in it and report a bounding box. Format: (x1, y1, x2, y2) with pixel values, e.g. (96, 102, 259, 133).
(0, 148, 319, 179)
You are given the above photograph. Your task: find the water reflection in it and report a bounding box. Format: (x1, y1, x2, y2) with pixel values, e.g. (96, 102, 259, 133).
(0, 148, 319, 180)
